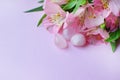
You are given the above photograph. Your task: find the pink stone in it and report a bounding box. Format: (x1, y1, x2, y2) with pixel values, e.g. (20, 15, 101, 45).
(54, 33, 68, 49)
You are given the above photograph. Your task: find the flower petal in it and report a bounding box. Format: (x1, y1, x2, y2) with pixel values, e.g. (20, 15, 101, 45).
(85, 15, 104, 28)
(44, 1, 66, 16)
(109, 0, 120, 16)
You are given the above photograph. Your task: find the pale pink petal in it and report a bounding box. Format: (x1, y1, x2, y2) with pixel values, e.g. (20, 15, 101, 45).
(53, 25, 62, 33)
(51, 0, 69, 5)
(63, 13, 80, 29)
(44, 1, 66, 16)
(109, 0, 120, 16)
(74, 7, 86, 17)
(63, 12, 69, 29)
(85, 15, 104, 28)
(99, 9, 111, 18)
(99, 30, 109, 39)
(87, 28, 109, 39)
(42, 17, 55, 33)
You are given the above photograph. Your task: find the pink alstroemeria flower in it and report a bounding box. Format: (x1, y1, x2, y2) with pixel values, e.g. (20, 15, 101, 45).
(43, 0, 66, 33)
(87, 28, 109, 39)
(85, 27, 109, 44)
(43, 0, 69, 48)
(105, 13, 119, 31)
(84, 0, 111, 28)
(75, 2, 110, 44)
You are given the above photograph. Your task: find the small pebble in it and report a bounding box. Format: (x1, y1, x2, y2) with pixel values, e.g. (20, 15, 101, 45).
(71, 33, 86, 46)
(54, 33, 68, 49)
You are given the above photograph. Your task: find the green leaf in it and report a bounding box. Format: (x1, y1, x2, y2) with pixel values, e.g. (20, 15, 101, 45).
(25, 6, 43, 13)
(106, 29, 120, 42)
(78, 0, 87, 5)
(63, 0, 77, 11)
(38, 0, 44, 3)
(88, 0, 93, 3)
(100, 23, 106, 29)
(110, 41, 116, 52)
(73, 0, 87, 13)
(37, 14, 47, 27)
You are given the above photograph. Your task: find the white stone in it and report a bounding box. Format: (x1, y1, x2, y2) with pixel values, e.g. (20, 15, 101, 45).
(71, 33, 86, 47)
(54, 33, 68, 49)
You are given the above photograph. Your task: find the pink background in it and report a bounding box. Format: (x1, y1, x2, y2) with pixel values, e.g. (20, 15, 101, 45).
(0, 0, 120, 80)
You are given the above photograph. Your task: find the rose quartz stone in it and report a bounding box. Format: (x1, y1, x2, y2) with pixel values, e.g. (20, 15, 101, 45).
(54, 33, 68, 49)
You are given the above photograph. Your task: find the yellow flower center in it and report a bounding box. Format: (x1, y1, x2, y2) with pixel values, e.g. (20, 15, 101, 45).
(101, 0, 109, 9)
(50, 13, 64, 27)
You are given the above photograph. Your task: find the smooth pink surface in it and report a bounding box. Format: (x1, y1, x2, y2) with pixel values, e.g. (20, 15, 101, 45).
(0, 0, 120, 80)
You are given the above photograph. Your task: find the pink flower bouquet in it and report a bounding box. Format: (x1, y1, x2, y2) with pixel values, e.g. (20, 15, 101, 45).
(26, 0, 120, 52)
